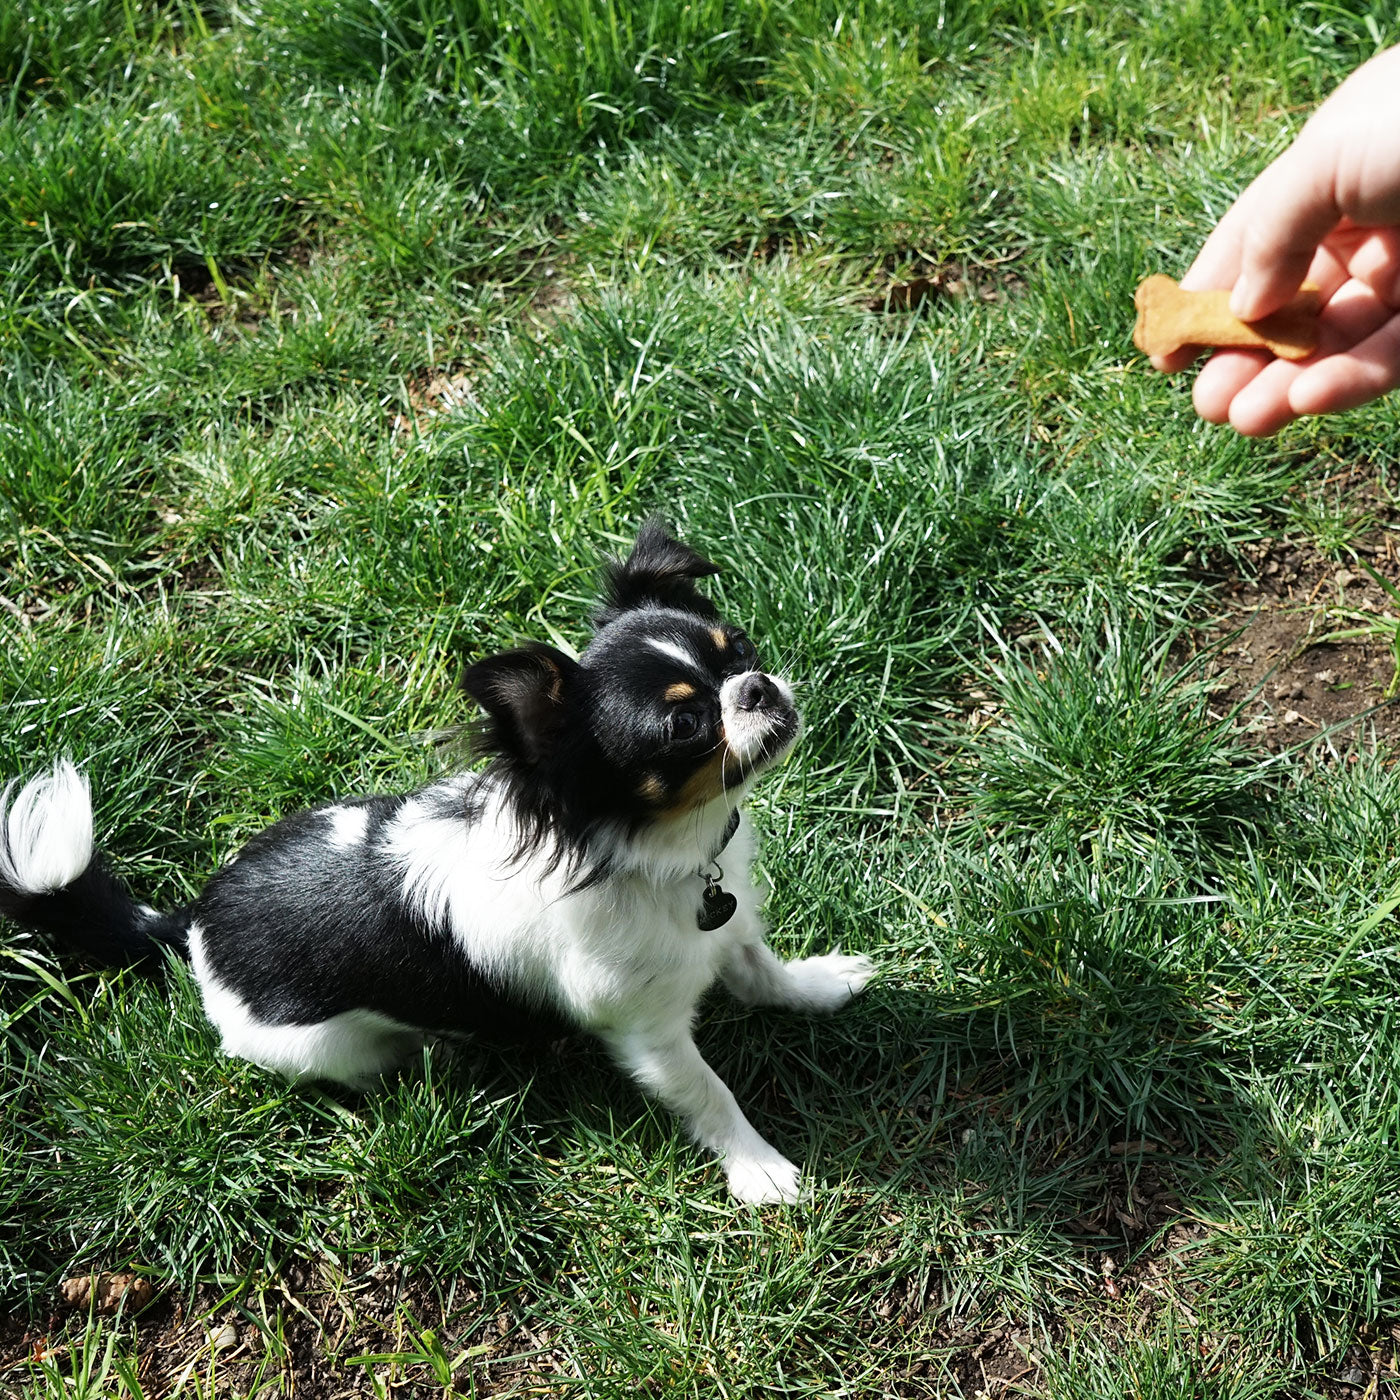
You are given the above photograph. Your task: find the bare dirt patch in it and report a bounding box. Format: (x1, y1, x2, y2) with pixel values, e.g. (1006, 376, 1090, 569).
(866, 255, 1026, 315)
(1202, 529, 1400, 751)
(522, 260, 577, 330)
(392, 365, 481, 435)
(2, 1267, 571, 1399)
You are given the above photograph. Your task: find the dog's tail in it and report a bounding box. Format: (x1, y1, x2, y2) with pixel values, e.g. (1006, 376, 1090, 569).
(0, 760, 190, 967)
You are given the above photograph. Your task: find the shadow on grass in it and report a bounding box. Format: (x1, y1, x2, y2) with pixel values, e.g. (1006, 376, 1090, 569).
(695, 962, 1255, 1244)
(3, 916, 1252, 1316)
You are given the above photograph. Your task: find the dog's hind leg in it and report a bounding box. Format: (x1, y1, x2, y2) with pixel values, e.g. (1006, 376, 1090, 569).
(199, 978, 423, 1088)
(188, 922, 422, 1088)
(222, 1009, 424, 1090)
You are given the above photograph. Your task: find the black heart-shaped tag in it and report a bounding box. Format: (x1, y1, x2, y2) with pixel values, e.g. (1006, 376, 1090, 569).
(697, 882, 738, 931)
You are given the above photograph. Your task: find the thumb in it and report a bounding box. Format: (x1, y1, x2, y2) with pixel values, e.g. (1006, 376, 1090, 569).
(1229, 142, 1341, 321)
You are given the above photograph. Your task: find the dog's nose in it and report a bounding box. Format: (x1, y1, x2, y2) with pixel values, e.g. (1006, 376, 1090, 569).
(734, 673, 781, 712)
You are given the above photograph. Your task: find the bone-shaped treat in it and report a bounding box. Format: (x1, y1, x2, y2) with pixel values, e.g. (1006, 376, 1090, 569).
(1133, 274, 1321, 361)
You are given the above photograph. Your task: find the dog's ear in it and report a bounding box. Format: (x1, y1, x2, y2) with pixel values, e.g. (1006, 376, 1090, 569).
(595, 517, 720, 627)
(462, 644, 578, 766)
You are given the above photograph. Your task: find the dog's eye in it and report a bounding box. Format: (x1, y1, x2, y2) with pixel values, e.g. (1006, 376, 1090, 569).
(671, 708, 702, 741)
(732, 635, 756, 664)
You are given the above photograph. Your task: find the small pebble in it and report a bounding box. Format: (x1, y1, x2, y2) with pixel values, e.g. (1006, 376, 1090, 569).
(209, 1322, 239, 1352)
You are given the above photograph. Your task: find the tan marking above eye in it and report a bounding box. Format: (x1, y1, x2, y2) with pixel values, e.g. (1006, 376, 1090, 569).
(664, 682, 697, 702)
(710, 627, 728, 649)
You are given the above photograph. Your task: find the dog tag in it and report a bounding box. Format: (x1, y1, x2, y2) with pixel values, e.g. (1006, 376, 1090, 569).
(697, 879, 737, 931)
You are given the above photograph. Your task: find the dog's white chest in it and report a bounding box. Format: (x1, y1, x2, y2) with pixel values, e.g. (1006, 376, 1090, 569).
(528, 874, 744, 1032)
(386, 780, 759, 1032)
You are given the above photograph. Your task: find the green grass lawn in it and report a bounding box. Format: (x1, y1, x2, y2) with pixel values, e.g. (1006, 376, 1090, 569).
(4, 1, 1400, 1394)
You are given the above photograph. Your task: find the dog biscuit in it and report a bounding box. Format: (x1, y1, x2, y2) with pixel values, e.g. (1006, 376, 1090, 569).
(1133, 274, 1321, 361)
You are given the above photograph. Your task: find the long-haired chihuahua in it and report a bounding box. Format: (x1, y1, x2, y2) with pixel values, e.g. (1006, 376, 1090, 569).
(0, 521, 873, 1203)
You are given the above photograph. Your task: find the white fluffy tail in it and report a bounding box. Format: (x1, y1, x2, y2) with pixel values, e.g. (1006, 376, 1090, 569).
(0, 759, 94, 896)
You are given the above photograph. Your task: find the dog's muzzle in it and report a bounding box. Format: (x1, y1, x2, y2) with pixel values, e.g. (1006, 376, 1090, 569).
(720, 672, 799, 768)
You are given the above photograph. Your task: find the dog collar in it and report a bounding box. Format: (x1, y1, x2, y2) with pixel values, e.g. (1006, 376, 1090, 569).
(709, 809, 741, 864)
(695, 811, 741, 931)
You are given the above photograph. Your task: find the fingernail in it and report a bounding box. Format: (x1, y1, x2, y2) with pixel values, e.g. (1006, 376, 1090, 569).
(1229, 279, 1256, 319)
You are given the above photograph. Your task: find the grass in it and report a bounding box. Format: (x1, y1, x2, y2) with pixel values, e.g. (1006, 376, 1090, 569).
(3, 0, 1400, 1394)
(1310, 562, 1400, 698)
(964, 614, 1277, 865)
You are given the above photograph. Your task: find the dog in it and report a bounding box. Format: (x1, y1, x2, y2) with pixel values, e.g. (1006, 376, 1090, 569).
(0, 521, 873, 1203)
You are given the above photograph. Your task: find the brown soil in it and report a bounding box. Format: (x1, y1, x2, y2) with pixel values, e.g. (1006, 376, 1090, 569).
(867, 255, 1026, 314)
(392, 365, 481, 434)
(1, 1266, 572, 1399)
(1202, 529, 1400, 751)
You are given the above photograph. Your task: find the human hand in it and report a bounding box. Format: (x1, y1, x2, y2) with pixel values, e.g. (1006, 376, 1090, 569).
(1151, 45, 1400, 435)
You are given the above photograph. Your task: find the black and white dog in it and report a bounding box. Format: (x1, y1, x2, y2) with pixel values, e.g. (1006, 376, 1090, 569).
(0, 522, 872, 1203)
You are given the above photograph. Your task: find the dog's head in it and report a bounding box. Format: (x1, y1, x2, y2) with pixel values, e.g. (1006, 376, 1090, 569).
(462, 519, 799, 872)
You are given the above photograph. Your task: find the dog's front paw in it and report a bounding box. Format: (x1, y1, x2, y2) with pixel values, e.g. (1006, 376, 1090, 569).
(726, 1152, 803, 1205)
(787, 949, 875, 1012)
